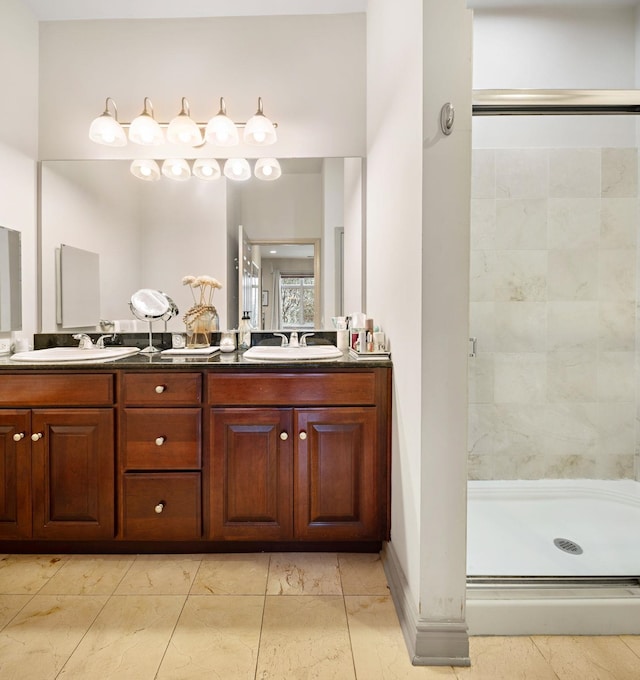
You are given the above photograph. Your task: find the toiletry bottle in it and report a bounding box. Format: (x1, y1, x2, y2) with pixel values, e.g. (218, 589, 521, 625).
(238, 312, 251, 349)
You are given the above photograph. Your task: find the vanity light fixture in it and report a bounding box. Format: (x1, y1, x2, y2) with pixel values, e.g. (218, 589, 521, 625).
(205, 97, 240, 147)
(130, 158, 281, 182)
(130, 159, 161, 181)
(223, 158, 252, 181)
(243, 97, 278, 146)
(161, 158, 191, 181)
(192, 158, 221, 181)
(254, 157, 281, 181)
(88, 97, 127, 146)
(166, 97, 203, 146)
(128, 97, 164, 146)
(90, 96, 278, 148)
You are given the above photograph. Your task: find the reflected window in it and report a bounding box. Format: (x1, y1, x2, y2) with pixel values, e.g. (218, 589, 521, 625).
(280, 275, 314, 328)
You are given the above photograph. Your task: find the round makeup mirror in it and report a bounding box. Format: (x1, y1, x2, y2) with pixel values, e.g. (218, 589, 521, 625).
(129, 289, 177, 353)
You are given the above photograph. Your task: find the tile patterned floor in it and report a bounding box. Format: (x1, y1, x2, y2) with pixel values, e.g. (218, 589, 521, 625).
(0, 552, 639, 679)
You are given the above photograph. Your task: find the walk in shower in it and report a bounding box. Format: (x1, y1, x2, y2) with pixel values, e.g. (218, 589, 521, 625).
(466, 90, 640, 633)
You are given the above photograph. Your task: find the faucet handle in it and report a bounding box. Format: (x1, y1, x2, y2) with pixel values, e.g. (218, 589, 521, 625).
(72, 333, 94, 349)
(273, 332, 288, 347)
(300, 332, 315, 347)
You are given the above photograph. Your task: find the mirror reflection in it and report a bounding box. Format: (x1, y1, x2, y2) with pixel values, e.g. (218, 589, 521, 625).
(39, 158, 363, 333)
(0, 225, 22, 332)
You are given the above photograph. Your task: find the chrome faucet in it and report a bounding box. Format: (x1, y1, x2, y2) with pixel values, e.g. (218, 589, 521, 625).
(72, 333, 94, 349)
(289, 331, 299, 348)
(96, 333, 117, 349)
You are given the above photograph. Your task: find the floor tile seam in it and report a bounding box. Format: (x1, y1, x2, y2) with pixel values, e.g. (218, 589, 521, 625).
(253, 557, 270, 680)
(340, 586, 359, 680)
(0, 590, 38, 633)
(619, 635, 640, 660)
(30, 553, 69, 596)
(52, 590, 115, 680)
(153, 590, 193, 680)
(527, 636, 567, 680)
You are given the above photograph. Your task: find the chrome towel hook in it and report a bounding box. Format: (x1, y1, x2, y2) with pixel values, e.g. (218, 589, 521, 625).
(440, 102, 455, 135)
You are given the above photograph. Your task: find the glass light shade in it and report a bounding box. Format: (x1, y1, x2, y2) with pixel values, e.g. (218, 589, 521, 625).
(89, 113, 126, 146)
(243, 98, 277, 146)
(254, 158, 281, 181)
(130, 159, 161, 181)
(205, 114, 239, 146)
(192, 158, 221, 181)
(223, 158, 251, 181)
(167, 114, 202, 146)
(161, 158, 191, 181)
(243, 115, 277, 145)
(128, 113, 164, 145)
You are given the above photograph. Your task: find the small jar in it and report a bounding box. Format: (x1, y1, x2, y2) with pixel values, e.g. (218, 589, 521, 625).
(219, 331, 236, 353)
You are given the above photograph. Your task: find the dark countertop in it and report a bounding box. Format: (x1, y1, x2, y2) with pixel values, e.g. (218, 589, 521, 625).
(0, 350, 392, 370)
(0, 331, 392, 370)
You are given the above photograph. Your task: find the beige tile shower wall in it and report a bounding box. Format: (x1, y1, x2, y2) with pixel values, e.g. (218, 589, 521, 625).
(468, 147, 639, 481)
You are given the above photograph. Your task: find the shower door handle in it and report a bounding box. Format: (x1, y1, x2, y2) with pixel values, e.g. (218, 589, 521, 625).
(469, 337, 477, 358)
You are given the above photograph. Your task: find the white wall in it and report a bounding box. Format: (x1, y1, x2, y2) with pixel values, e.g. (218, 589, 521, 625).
(343, 157, 364, 315)
(0, 0, 38, 341)
(38, 14, 365, 161)
(368, 0, 472, 664)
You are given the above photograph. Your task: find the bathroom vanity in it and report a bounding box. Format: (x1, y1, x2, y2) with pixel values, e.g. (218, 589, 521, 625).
(0, 354, 391, 552)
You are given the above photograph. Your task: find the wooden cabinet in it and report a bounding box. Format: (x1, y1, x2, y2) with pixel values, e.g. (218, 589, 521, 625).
(0, 365, 390, 549)
(0, 374, 115, 540)
(209, 370, 390, 543)
(119, 372, 203, 540)
(0, 410, 31, 538)
(211, 408, 293, 540)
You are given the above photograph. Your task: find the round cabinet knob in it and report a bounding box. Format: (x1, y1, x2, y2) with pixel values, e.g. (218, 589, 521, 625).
(154, 502, 165, 514)
(155, 436, 166, 446)
(279, 432, 289, 441)
(31, 432, 43, 441)
(13, 432, 25, 442)
(299, 431, 307, 441)
(155, 385, 166, 394)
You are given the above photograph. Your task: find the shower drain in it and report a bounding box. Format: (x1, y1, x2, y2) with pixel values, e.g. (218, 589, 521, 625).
(554, 537, 583, 555)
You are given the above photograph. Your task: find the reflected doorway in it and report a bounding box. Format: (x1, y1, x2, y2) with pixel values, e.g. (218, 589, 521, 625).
(239, 237, 320, 330)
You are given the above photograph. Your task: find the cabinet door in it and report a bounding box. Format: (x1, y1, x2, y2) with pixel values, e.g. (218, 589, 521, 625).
(31, 409, 114, 539)
(210, 408, 292, 540)
(0, 410, 32, 539)
(295, 407, 379, 540)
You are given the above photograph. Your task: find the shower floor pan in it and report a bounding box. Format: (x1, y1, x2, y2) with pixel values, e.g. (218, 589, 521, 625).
(467, 479, 640, 577)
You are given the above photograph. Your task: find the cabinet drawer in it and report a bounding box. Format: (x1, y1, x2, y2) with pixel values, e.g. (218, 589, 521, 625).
(122, 373, 202, 406)
(0, 374, 114, 407)
(122, 472, 201, 540)
(208, 372, 377, 406)
(121, 409, 201, 470)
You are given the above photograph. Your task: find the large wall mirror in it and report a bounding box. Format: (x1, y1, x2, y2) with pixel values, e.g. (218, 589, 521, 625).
(39, 157, 364, 333)
(0, 225, 22, 332)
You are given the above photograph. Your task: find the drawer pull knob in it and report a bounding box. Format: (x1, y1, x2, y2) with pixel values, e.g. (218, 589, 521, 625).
(299, 431, 307, 441)
(13, 432, 25, 442)
(155, 436, 166, 446)
(155, 385, 166, 394)
(31, 432, 43, 441)
(154, 502, 165, 514)
(279, 432, 288, 441)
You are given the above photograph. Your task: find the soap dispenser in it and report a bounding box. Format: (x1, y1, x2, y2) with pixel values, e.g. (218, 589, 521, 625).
(238, 311, 252, 349)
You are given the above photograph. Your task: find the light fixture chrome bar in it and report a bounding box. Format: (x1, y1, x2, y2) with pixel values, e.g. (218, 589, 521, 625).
(473, 89, 640, 116)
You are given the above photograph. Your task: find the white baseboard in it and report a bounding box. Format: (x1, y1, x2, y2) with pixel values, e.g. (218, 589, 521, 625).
(381, 542, 470, 666)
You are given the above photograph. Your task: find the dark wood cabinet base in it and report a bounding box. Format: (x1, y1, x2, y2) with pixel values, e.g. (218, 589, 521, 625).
(0, 539, 383, 554)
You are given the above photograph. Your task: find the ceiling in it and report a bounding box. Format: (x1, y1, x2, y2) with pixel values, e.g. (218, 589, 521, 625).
(23, 0, 640, 20)
(468, 0, 639, 6)
(22, 0, 366, 21)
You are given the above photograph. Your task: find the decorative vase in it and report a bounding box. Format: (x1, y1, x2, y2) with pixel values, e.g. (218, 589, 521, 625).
(184, 304, 219, 348)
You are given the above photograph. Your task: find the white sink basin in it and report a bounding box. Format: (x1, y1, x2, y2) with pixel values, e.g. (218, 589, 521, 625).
(243, 345, 343, 362)
(10, 346, 141, 363)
